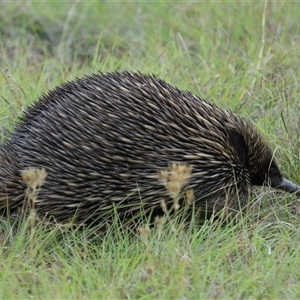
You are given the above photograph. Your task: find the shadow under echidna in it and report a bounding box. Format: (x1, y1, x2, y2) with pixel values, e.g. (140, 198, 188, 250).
(0, 71, 299, 225)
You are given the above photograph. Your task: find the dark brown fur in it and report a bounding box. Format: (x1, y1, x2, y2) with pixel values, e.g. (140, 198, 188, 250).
(0, 71, 299, 223)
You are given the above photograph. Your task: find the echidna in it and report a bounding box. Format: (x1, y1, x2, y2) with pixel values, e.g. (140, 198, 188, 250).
(0, 71, 299, 224)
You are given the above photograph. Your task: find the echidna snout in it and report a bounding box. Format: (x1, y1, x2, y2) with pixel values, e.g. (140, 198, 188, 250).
(267, 162, 300, 195)
(0, 71, 299, 224)
(276, 178, 300, 195)
(250, 158, 300, 196)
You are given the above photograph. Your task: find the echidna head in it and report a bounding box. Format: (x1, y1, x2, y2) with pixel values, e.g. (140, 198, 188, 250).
(236, 119, 300, 196)
(250, 146, 300, 196)
(266, 161, 300, 196)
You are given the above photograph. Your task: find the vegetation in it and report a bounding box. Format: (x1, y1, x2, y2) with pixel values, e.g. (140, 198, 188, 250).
(0, 1, 299, 298)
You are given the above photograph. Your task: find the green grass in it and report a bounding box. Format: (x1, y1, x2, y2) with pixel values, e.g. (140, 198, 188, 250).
(0, 1, 300, 298)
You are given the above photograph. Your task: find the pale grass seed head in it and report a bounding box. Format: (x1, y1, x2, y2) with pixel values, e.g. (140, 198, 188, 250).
(21, 168, 47, 192)
(21, 168, 47, 227)
(154, 215, 166, 234)
(185, 189, 194, 205)
(139, 224, 151, 245)
(158, 163, 193, 212)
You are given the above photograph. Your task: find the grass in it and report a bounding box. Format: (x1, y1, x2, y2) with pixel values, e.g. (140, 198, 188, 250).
(0, 1, 300, 299)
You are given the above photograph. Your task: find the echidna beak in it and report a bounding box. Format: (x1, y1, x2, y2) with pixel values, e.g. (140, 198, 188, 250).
(276, 178, 300, 196)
